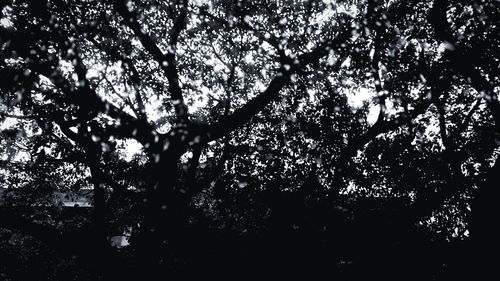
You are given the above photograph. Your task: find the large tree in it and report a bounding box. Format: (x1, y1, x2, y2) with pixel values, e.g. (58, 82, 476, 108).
(1, 0, 499, 280)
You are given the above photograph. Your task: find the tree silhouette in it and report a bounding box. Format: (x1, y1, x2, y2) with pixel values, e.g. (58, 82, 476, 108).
(1, 0, 499, 280)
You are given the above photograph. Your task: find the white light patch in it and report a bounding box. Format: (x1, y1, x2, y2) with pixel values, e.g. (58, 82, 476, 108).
(366, 106, 379, 125)
(86, 68, 100, 80)
(192, 0, 210, 7)
(13, 151, 30, 162)
(346, 87, 374, 108)
(345, 87, 381, 125)
(0, 18, 13, 27)
(0, 117, 17, 130)
(119, 139, 144, 162)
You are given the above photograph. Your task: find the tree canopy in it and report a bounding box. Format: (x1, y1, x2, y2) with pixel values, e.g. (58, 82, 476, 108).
(1, 0, 499, 280)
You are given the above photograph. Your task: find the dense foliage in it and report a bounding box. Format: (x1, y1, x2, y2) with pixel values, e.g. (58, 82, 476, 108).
(1, 0, 499, 280)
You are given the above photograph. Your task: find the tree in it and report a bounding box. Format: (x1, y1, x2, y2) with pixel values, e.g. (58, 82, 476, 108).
(1, 0, 499, 280)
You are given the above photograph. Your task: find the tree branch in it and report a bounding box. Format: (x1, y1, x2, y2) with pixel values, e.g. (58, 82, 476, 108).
(88, 37, 148, 121)
(201, 24, 354, 143)
(330, 93, 434, 197)
(198, 9, 287, 59)
(112, 0, 189, 122)
(429, 0, 500, 133)
(455, 98, 481, 134)
(32, 62, 160, 150)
